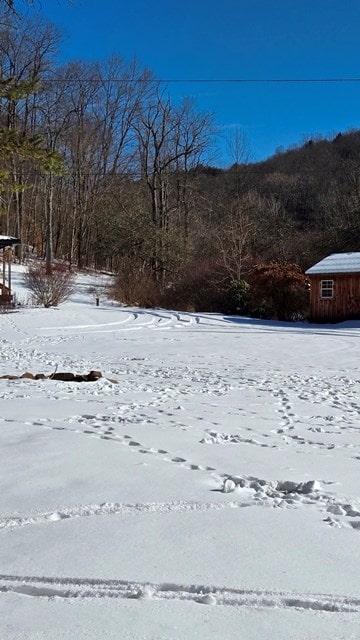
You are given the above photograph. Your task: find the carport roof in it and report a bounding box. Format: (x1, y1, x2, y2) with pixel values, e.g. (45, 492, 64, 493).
(0, 235, 20, 249)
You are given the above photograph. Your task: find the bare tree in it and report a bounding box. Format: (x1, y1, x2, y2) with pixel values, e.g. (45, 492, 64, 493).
(1, 1, 72, 11)
(133, 89, 212, 281)
(218, 191, 260, 281)
(226, 126, 251, 167)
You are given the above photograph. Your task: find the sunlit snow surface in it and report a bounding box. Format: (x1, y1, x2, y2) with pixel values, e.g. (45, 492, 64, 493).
(1, 266, 360, 639)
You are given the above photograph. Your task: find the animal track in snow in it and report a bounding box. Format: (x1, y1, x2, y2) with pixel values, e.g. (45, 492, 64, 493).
(200, 430, 276, 449)
(37, 417, 220, 479)
(220, 474, 360, 529)
(26, 408, 360, 522)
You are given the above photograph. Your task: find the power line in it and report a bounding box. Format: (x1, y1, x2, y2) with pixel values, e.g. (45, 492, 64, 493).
(158, 77, 360, 84)
(25, 76, 360, 84)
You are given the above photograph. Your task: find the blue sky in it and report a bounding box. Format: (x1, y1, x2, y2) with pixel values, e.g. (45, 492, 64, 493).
(25, 0, 360, 165)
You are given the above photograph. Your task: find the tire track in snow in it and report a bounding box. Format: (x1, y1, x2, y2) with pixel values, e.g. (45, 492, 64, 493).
(0, 574, 359, 612)
(38, 310, 195, 335)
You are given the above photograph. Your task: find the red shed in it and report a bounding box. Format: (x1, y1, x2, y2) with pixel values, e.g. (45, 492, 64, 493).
(306, 252, 360, 323)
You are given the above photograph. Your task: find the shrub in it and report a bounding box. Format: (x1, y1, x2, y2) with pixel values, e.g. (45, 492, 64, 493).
(24, 263, 74, 307)
(249, 261, 309, 321)
(160, 262, 229, 312)
(224, 279, 250, 315)
(111, 259, 162, 308)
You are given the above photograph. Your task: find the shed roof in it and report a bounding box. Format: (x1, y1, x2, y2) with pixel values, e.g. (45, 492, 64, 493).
(305, 252, 360, 275)
(0, 235, 20, 249)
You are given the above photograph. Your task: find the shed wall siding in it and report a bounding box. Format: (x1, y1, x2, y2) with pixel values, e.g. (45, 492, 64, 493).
(309, 274, 360, 322)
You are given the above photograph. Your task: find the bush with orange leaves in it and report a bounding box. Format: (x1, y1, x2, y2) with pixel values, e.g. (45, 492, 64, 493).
(250, 262, 309, 321)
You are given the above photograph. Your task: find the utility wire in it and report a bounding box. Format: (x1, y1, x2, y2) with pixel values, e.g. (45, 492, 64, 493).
(20, 76, 360, 84)
(158, 77, 360, 84)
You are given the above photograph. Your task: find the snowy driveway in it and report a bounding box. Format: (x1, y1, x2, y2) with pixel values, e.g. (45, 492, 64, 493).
(1, 278, 360, 638)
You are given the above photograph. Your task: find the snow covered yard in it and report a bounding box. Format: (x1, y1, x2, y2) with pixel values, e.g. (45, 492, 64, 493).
(0, 267, 360, 639)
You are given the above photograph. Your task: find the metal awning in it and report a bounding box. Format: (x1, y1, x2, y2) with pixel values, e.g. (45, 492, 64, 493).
(0, 237, 20, 305)
(0, 236, 20, 249)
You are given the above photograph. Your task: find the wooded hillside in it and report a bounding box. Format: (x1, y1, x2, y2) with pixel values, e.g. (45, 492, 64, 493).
(1, 12, 359, 317)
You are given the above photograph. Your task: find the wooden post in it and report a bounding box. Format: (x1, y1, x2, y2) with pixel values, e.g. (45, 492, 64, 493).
(2, 248, 5, 290)
(7, 248, 12, 297)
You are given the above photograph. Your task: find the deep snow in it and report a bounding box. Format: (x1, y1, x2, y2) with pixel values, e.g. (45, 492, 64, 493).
(0, 266, 360, 639)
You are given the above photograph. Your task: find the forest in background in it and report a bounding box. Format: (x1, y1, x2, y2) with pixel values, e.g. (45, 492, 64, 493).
(1, 11, 360, 318)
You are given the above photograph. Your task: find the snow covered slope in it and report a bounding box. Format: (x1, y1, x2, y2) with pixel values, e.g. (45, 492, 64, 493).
(0, 266, 360, 639)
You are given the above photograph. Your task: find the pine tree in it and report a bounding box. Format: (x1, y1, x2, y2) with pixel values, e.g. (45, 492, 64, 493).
(0, 75, 65, 267)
